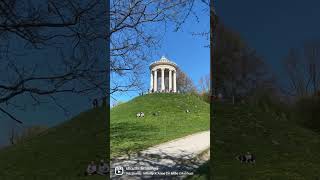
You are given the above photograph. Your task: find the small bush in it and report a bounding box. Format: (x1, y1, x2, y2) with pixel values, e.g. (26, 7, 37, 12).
(199, 91, 210, 103)
(247, 91, 289, 117)
(294, 96, 320, 132)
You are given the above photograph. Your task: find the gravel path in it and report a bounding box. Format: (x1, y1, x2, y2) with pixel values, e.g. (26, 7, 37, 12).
(111, 131, 210, 179)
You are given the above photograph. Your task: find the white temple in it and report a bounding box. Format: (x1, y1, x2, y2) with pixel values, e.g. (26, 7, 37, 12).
(149, 56, 177, 93)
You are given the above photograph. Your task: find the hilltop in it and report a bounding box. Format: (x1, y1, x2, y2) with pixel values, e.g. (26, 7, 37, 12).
(212, 102, 320, 179)
(0, 107, 107, 180)
(111, 93, 210, 158)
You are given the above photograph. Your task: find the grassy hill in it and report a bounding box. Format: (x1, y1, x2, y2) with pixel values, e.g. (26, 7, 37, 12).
(0, 107, 107, 180)
(111, 93, 210, 158)
(212, 102, 320, 179)
(0, 93, 210, 179)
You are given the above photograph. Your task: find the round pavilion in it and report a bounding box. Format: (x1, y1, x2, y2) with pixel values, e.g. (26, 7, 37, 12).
(149, 56, 178, 93)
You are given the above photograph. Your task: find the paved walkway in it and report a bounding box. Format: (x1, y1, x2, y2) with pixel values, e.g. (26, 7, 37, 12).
(111, 131, 210, 180)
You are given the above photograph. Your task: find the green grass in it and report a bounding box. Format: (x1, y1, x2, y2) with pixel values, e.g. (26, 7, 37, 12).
(212, 102, 320, 180)
(111, 93, 210, 158)
(0, 93, 209, 179)
(0, 107, 107, 180)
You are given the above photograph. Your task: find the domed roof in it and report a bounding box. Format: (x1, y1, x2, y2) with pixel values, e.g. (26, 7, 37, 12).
(150, 56, 177, 69)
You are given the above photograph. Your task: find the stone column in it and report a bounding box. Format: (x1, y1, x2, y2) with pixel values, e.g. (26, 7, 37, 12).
(150, 71, 153, 92)
(173, 70, 177, 92)
(161, 68, 165, 91)
(169, 70, 172, 91)
(153, 69, 157, 92)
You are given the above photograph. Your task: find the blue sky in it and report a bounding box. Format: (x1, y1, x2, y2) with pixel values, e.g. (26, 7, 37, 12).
(0, 2, 209, 147)
(215, 0, 320, 82)
(111, 2, 210, 105)
(0, 48, 92, 147)
(0, 34, 99, 148)
(2, 0, 319, 147)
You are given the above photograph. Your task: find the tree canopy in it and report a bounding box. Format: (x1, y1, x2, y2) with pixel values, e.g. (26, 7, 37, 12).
(213, 22, 274, 100)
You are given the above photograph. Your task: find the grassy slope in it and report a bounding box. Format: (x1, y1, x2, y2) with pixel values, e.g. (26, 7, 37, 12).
(212, 103, 320, 180)
(0, 107, 107, 180)
(111, 93, 210, 158)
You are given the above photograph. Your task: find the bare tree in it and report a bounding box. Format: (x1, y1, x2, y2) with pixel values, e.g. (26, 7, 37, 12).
(213, 21, 273, 102)
(110, 0, 202, 96)
(0, 0, 108, 123)
(198, 74, 210, 94)
(9, 125, 47, 144)
(283, 48, 309, 97)
(9, 127, 16, 145)
(304, 41, 320, 95)
(282, 41, 320, 98)
(0, 0, 205, 123)
(176, 68, 196, 93)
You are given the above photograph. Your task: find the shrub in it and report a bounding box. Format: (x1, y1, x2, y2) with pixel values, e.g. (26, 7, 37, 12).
(294, 96, 320, 132)
(246, 90, 293, 123)
(14, 126, 48, 144)
(199, 91, 210, 103)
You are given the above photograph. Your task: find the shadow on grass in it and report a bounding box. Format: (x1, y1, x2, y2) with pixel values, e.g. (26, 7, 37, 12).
(184, 162, 209, 180)
(111, 121, 160, 157)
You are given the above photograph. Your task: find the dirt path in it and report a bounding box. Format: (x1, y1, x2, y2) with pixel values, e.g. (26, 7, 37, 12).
(111, 131, 210, 179)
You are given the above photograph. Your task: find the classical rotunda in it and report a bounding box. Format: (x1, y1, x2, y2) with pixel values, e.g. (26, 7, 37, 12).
(149, 56, 177, 93)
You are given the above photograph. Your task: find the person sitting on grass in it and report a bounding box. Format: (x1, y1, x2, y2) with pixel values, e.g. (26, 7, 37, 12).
(85, 161, 97, 176)
(236, 152, 256, 164)
(245, 152, 255, 164)
(236, 154, 246, 163)
(97, 160, 109, 176)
